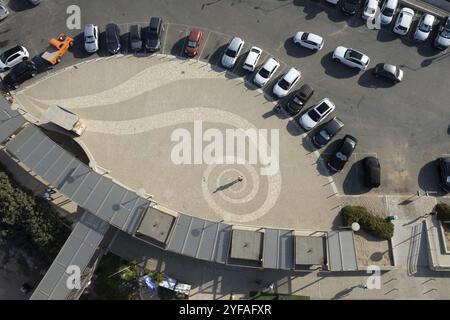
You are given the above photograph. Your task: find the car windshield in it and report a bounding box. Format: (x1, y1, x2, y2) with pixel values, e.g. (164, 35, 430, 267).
(225, 48, 237, 58)
(259, 67, 270, 78)
(347, 50, 363, 60)
(187, 40, 197, 48)
(383, 8, 394, 16)
(319, 130, 330, 141)
(398, 25, 407, 31)
(419, 23, 431, 32)
(278, 79, 290, 90)
(308, 109, 321, 122)
(293, 96, 302, 105)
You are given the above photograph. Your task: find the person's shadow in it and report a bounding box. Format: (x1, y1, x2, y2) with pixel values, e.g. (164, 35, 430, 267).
(331, 285, 361, 300)
(213, 178, 241, 193)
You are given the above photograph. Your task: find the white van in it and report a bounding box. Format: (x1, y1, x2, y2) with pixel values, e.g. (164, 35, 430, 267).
(45, 105, 87, 136)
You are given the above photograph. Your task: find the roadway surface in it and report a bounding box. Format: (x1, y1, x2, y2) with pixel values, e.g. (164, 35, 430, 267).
(1, 0, 449, 197)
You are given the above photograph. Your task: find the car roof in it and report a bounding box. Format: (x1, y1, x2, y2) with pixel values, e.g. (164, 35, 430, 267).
(149, 17, 162, 28)
(130, 24, 141, 34)
(422, 14, 435, 25)
(229, 37, 243, 50)
(189, 29, 201, 40)
(264, 57, 279, 69)
(382, 63, 396, 74)
(367, 0, 378, 7)
(283, 68, 300, 81)
(400, 7, 414, 17)
(364, 156, 379, 166)
(106, 23, 118, 31)
(384, 0, 398, 7)
(322, 117, 344, 133)
(307, 33, 323, 44)
(2, 46, 22, 57)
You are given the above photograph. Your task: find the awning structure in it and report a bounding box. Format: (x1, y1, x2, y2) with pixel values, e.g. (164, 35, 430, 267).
(5, 125, 149, 234)
(0, 97, 25, 144)
(327, 230, 358, 271)
(263, 228, 294, 270)
(30, 212, 110, 300)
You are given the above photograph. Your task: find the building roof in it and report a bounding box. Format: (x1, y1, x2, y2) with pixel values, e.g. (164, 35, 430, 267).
(30, 212, 109, 300)
(295, 235, 326, 267)
(0, 97, 25, 144)
(135, 205, 176, 246)
(5, 125, 150, 233)
(263, 228, 294, 270)
(327, 230, 358, 271)
(230, 229, 263, 263)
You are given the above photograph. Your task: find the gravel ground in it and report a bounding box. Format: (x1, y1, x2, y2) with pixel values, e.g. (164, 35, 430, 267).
(354, 230, 394, 267)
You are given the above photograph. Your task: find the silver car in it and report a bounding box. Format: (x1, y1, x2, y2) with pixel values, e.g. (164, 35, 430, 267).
(0, 5, 9, 21)
(221, 37, 245, 69)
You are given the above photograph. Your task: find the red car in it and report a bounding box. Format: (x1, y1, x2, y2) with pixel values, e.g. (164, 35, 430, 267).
(184, 29, 204, 57)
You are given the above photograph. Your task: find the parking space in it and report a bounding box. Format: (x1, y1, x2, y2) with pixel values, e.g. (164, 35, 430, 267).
(163, 23, 190, 57)
(198, 31, 231, 66)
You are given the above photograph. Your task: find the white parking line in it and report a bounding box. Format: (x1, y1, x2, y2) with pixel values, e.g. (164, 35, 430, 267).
(197, 31, 211, 62)
(161, 23, 171, 54)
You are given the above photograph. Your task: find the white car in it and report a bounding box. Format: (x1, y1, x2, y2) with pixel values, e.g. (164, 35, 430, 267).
(293, 32, 324, 51)
(0, 5, 9, 21)
(0, 46, 29, 71)
(434, 16, 450, 50)
(272, 67, 301, 98)
(379, 0, 398, 25)
(393, 7, 415, 36)
(84, 24, 99, 53)
(332, 46, 370, 70)
(414, 14, 435, 41)
(298, 98, 336, 131)
(221, 37, 245, 69)
(362, 0, 379, 20)
(242, 46, 262, 72)
(253, 58, 280, 87)
(326, 0, 339, 4)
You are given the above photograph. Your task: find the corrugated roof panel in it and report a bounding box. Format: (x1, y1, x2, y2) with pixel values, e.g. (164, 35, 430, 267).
(110, 191, 139, 229)
(54, 237, 84, 267)
(42, 152, 75, 184)
(327, 231, 342, 271)
(49, 274, 71, 300)
(71, 172, 101, 206)
(197, 221, 220, 261)
(167, 214, 191, 253)
(34, 262, 66, 297)
(0, 116, 25, 143)
(339, 231, 358, 271)
(6, 124, 36, 154)
(83, 176, 114, 215)
(278, 230, 294, 270)
(122, 197, 149, 233)
(23, 138, 53, 169)
(11, 128, 41, 160)
(28, 290, 49, 300)
(33, 145, 63, 177)
(96, 184, 128, 222)
(182, 217, 205, 257)
(59, 163, 91, 197)
(263, 229, 278, 269)
(213, 223, 232, 264)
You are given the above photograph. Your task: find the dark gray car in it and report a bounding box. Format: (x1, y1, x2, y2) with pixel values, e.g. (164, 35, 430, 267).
(311, 117, 344, 148)
(286, 84, 314, 115)
(129, 24, 142, 51)
(146, 17, 163, 52)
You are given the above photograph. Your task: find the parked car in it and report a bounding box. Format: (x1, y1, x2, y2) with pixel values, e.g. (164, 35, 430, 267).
(340, 0, 362, 16)
(84, 24, 99, 53)
(253, 57, 280, 87)
(105, 23, 121, 54)
(327, 135, 358, 172)
(363, 156, 381, 188)
(362, 0, 379, 20)
(243, 46, 262, 72)
(373, 63, 403, 82)
(129, 24, 143, 51)
(27, 0, 40, 5)
(437, 157, 450, 193)
(393, 7, 415, 36)
(326, 0, 339, 4)
(332, 46, 370, 70)
(3, 60, 37, 90)
(293, 32, 324, 51)
(221, 37, 245, 69)
(272, 67, 301, 98)
(0, 46, 29, 71)
(311, 117, 344, 148)
(0, 5, 9, 21)
(285, 84, 314, 115)
(146, 17, 163, 52)
(414, 14, 435, 41)
(41, 33, 73, 65)
(298, 98, 336, 131)
(434, 16, 450, 50)
(184, 29, 204, 57)
(380, 0, 398, 25)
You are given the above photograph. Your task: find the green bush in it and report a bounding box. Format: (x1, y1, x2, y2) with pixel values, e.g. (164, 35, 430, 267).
(435, 203, 450, 223)
(341, 206, 394, 240)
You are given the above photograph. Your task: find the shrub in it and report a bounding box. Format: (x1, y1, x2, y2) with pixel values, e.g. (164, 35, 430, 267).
(341, 205, 394, 240)
(435, 203, 450, 223)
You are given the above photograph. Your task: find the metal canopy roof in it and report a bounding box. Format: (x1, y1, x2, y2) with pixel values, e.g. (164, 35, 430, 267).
(167, 214, 232, 264)
(5, 125, 150, 234)
(230, 229, 263, 263)
(327, 230, 358, 271)
(263, 228, 294, 270)
(30, 212, 109, 300)
(136, 205, 176, 246)
(295, 235, 326, 267)
(0, 97, 25, 143)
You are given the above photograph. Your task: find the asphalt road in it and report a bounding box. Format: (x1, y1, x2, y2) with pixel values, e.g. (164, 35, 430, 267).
(1, 0, 449, 196)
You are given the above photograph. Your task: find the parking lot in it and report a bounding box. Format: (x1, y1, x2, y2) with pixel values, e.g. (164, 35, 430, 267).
(1, 0, 450, 199)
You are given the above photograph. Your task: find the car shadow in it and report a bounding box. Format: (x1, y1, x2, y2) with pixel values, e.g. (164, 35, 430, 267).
(418, 160, 443, 196)
(71, 32, 94, 59)
(357, 68, 396, 88)
(342, 159, 371, 195)
(301, 134, 316, 153)
(30, 56, 51, 73)
(170, 37, 187, 58)
(376, 27, 398, 42)
(120, 32, 130, 55)
(207, 44, 228, 67)
(286, 117, 305, 137)
(7, 0, 34, 12)
(283, 37, 316, 58)
(320, 52, 360, 79)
